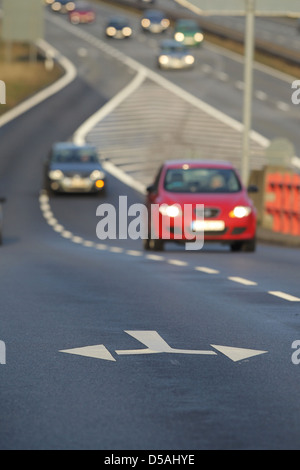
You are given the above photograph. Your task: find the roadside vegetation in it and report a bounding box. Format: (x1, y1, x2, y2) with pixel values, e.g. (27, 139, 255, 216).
(0, 39, 63, 116)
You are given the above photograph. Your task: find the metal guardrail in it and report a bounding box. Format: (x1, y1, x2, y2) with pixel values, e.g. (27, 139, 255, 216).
(102, 0, 300, 66)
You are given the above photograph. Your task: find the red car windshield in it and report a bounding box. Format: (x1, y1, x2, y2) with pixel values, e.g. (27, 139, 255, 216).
(163, 168, 242, 193)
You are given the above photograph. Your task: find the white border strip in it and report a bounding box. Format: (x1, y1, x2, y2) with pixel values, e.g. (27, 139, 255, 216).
(0, 39, 77, 128)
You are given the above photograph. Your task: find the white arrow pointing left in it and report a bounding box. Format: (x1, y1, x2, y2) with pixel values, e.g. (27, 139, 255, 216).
(59, 344, 116, 361)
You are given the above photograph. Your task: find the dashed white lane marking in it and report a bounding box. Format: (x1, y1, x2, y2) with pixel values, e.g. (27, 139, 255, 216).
(195, 266, 220, 274)
(39, 192, 300, 302)
(235, 80, 244, 90)
(276, 101, 291, 112)
(110, 246, 124, 253)
(228, 277, 258, 286)
(146, 254, 165, 261)
(168, 259, 188, 266)
(126, 250, 143, 256)
(255, 90, 267, 101)
(268, 291, 300, 302)
(215, 71, 229, 81)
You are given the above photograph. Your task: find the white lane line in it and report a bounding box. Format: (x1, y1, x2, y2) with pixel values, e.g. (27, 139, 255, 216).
(276, 101, 290, 112)
(216, 71, 229, 81)
(146, 254, 165, 261)
(268, 291, 300, 302)
(61, 230, 73, 239)
(255, 90, 267, 101)
(195, 266, 220, 274)
(168, 259, 188, 266)
(72, 236, 84, 244)
(235, 80, 244, 90)
(53, 224, 64, 233)
(47, 217, 58, 226)
(201, 64, 212, 73)
(228, 276, 258, 286)
(109, 246, 124, 253)
(96, 243, 108, 250)
(83, 240, 95, 247)
(126, 250, 143, 256)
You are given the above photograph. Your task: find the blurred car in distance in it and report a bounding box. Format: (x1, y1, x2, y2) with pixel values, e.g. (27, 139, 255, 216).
(157, 39, 195, 69)
(44, 143, 106, 195)
(141, 9, 170, 33)
(174, 19, 204, 46)
(50, 0, 76, 13)
(105, 16, 133, 39)
(144, 160, 257, 252)
(68, 2, 96, 24)
(0, 197, 6, 245)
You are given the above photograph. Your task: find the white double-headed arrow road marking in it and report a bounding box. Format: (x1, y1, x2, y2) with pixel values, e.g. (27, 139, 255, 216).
(60, 331, 267, 363)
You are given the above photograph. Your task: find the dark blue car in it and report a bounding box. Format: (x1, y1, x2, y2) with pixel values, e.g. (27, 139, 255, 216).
(44, 143, 107, 195)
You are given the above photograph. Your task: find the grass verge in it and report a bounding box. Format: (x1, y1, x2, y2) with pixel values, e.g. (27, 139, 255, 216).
(0, 40, 63, 116)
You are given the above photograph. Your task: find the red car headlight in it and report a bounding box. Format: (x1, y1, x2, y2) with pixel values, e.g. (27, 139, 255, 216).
(159, 204, 182, 218)
(229, 206, 252, 218)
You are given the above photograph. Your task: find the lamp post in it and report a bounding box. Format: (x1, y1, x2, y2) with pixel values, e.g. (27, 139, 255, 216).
(241, 0, 256, 186)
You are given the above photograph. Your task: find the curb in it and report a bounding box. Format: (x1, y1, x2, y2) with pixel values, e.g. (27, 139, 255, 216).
(257, 227, 300, 248)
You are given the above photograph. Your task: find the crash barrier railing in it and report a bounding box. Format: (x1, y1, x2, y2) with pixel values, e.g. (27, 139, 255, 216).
(264, 172, 300, 235)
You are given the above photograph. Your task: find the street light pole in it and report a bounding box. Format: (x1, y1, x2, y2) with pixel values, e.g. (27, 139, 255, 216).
(241, 0, 255, 186)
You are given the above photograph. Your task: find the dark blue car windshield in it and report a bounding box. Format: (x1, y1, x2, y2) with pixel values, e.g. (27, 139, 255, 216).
(52, 148, 98, 164)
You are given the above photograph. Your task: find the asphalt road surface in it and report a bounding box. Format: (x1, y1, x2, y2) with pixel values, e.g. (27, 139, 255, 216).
(0, 0, 300, 451)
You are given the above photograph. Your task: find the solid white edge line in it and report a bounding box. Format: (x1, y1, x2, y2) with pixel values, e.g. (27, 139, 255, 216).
(0, 39, 77, 128)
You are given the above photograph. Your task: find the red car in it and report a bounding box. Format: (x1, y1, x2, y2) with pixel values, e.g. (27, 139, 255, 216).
(144, 160, 257, 252)
(69, 3, 96, 24)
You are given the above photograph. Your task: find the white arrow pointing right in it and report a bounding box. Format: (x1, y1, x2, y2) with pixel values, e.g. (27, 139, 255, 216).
(211, 344, 268, 362)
